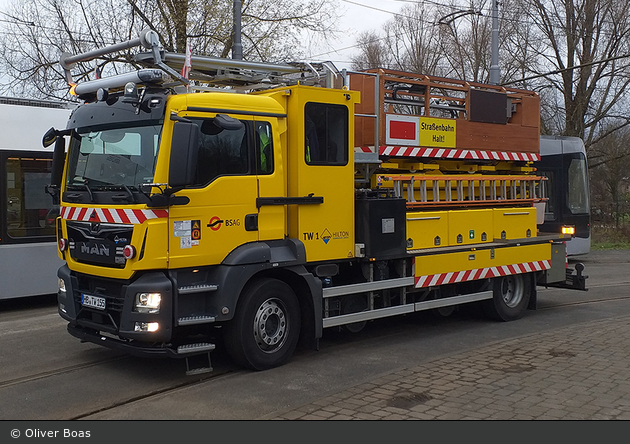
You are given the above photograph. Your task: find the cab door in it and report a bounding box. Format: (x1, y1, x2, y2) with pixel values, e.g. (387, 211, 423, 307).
(254, 117, 287, 241)
(167, 114, 259, 269)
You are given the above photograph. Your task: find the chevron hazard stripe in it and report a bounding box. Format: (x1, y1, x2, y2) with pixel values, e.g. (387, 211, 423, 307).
(354, 146, 540, 162)
(60, 206, 168, 224)
(414, 260, 550, 288)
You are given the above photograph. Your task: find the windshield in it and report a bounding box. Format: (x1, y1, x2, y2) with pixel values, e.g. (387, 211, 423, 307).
(567, 154, 590, 215)
(66, 125, 162, 190)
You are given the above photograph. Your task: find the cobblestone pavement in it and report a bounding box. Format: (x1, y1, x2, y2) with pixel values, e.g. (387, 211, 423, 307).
(268, 315, 630, 420)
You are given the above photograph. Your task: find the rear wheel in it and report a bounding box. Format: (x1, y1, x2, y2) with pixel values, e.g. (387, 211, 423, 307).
(483, 273, 531, 321)
(340, 294, 368, 333)
(431, 305, 456, 318)
(224, 278, 301, 370)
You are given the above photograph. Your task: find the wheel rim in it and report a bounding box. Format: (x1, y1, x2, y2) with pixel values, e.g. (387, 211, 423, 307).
(253, 298, 288, 353)
(500, 275, 524, 308)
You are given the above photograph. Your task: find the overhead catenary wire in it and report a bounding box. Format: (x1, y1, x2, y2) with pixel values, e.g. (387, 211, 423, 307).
(501, 53, 630, 86)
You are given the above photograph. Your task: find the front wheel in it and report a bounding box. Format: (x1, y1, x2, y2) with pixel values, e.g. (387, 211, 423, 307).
(483, 273, 531, 321)
(224, 278, 301, 371)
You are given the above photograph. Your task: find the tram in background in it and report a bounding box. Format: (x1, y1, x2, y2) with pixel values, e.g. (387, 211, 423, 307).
(0, 97, 73, 300)
(538, 135, 591, 256)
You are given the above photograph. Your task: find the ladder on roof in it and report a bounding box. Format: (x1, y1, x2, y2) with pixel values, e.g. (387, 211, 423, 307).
(380, 173, 547, 209)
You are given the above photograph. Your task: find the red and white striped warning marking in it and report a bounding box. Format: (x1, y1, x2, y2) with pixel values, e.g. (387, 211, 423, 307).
(355, 146, 540, 162)
(61, 206, 168, 225)
(414, 260, 550, 288)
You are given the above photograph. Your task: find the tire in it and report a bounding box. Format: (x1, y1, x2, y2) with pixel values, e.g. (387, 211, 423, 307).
(224, 278, 301, 371)
(340, 294, 367, 333)
(431, 305, 456, 318)
(483, 273, 531, 322)
(430, 288, 457, 318)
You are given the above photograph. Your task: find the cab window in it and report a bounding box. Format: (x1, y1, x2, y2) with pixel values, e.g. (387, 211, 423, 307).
(255, 122, 273, 175)
(305, 103, 348, 166)
(190, 116, 250, 187)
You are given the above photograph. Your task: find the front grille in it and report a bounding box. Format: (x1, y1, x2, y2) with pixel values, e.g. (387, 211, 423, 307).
(67, 221, 134, 268)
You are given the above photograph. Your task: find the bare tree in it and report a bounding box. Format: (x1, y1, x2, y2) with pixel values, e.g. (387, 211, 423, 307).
(504, 0, 630, 145)
(589, 125, 630, 227)
(350, 3, 444, 74)
(385, 4, 443, 74)
(436, 1, 491, 82)
(350, 31, 391, 71)
(349, 1, 518, 82)
(385, 3, 441, 74)
(0, 0, 338, 100)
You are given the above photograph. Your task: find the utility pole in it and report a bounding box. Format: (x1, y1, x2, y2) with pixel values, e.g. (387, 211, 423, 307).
(489, 0, 500, 85)
(233, 0, 243, 60)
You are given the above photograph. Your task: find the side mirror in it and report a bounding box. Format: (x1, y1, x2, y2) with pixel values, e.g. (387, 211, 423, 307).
(169, 121, 200, 188)
(42, 127, 58, 148)
(51, 137, 66, 189)
(45, 136, 67, 205)
(214, 114, 243, 131)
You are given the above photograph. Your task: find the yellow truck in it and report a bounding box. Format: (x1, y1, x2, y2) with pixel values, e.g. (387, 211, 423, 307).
(45, 31, 586, 374)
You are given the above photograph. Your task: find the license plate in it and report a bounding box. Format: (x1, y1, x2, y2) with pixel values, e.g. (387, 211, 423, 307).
(81, 294, 106, 310)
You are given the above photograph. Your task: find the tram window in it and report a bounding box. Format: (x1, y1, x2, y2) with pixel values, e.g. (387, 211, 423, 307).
(542, 172, 556, 221)
(5, 157, 56, 239)
(567, 157, 590, 214)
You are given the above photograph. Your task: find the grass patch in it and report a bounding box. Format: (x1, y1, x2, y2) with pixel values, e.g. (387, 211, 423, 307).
(591, 224, 630, 250)
(591, 241, 630, 250)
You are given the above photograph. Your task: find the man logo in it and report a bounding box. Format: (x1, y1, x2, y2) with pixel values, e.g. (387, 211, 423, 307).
(81, 243, 110, 256)
(90, 222, 101, 234)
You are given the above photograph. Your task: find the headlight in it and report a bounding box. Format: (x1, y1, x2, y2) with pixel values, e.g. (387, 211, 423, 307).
(134, 292, 162, 313)
(58, 278, 67, 294)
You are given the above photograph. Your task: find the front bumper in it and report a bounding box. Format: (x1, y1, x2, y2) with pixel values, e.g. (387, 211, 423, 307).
(66, 324, 215, 359)
(57, 264, 174, 343)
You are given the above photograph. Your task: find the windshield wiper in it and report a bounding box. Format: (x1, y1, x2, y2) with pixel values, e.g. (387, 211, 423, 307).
(111, 184, 137, 203)
(67, 182, 95, 203)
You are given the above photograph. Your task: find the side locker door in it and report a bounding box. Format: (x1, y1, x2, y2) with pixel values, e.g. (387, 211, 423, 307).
(254, 117, 287, 242)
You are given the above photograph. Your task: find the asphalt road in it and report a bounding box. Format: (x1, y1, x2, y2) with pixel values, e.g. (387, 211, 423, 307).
(0, 249, 628, 421)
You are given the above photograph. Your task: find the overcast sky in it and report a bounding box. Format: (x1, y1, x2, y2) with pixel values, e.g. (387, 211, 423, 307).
(305, 0, 397, 69)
